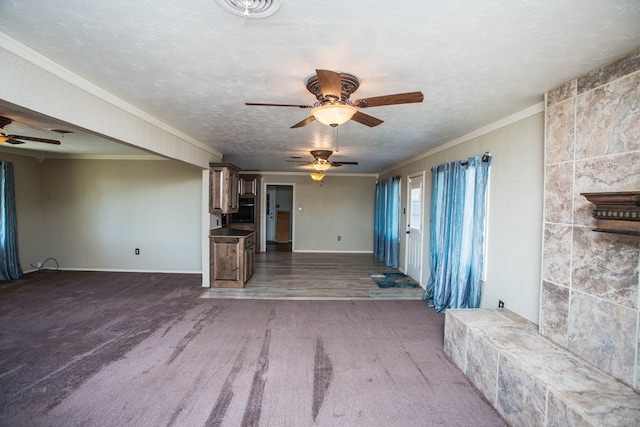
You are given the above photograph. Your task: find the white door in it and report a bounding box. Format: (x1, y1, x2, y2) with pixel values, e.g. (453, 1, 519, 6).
(266, 186, 276, 241)
(406, 173, 424, 283)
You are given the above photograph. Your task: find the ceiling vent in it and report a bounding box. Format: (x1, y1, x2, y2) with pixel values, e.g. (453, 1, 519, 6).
(216, 0, 281, 19)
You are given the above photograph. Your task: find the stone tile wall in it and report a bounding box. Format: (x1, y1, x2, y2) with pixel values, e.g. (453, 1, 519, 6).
(542, 48, 640, 389)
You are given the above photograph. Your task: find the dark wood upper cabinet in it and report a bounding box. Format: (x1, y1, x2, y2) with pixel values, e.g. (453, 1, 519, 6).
(239, 175, 259, 198)
(209, 163, 240, 214)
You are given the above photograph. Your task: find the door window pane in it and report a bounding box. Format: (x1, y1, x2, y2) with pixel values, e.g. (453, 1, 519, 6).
(410, 187, 421, 230)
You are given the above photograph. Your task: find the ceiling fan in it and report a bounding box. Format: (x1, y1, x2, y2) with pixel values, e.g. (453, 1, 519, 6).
(288, 150, 358, 182)
(288, 149, 358, 171)
(0, 116, 61, 145)
(246, 69, 424, 128)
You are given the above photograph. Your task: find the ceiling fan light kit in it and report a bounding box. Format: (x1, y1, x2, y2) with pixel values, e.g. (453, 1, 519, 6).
(311, 159, 331, 172)
(310, 103, 357, 127)
(309, 172, 325, 182)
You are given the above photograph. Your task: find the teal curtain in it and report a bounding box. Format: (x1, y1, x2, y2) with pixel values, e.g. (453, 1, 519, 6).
(424, 155, 491, 311)
(0, 161, 22, 280)
(374, 176, 400, 268)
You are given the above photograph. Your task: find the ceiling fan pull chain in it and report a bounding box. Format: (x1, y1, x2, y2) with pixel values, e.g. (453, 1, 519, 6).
(334, 126, 339, 152)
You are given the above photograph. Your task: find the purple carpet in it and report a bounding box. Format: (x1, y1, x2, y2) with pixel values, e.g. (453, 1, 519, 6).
(0, 271, 505, 426)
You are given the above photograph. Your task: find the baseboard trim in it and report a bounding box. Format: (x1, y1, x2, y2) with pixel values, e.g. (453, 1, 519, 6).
(292, 250, 374, 254)
(24, 267, 202, 275)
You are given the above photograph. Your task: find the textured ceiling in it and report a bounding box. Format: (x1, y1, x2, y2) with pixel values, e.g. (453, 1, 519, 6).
(0, 0, 639, 173)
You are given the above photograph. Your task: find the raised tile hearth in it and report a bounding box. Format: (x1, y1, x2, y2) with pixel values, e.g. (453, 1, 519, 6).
(445, 308, 640, 426)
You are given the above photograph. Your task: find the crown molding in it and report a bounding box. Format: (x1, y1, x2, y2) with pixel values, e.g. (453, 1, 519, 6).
(380, 101, 545, 176)
(0, 31, 221, 159)
(244, 170, 377, 178)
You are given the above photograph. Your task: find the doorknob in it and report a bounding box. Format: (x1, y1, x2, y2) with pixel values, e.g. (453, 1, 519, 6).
(406, 231, 410, 234)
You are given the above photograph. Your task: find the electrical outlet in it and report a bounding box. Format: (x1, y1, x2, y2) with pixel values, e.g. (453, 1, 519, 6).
(337, 236, 341, 241)
(135, 248, 140, 255)
(498, 300, 504, 308)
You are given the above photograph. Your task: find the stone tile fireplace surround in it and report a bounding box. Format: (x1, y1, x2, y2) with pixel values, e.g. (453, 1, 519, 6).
(444, 48, 640, 425)
(542, 47, 640, 390)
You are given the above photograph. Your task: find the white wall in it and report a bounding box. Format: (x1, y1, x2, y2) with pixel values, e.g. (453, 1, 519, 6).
(3, 153, 204, 273)
(383, 112, 544, 323)
(261, 174, 376, 253)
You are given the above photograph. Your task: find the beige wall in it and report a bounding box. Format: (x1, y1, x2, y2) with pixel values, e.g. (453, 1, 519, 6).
(2, 153, 204, 273)
(261, 174, 376, 253)
(383, 111, 545, 323)
(542, 48, 640, 390)
(5, 151, 373, 273)
(0, 152, 44, 270)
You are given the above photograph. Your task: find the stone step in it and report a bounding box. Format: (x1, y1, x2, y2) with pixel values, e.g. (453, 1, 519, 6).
(445, 308, 640, 426)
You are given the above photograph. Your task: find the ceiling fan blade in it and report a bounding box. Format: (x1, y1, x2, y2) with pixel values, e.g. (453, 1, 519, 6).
(316, 69, 342, 101)
(290, 116, 316, 129)
(245, 102, 312, 108)
(350, 111, 384, 127)
(331, 161, 358, 166)
(285, 160, 310, 164)
(353, 91, 424, 108)
(7, 134, 61, 145)
(5, 138, 25, 145)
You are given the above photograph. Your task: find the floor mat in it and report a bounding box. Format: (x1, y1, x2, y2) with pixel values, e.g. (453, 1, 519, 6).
(369, 272, 419, 288)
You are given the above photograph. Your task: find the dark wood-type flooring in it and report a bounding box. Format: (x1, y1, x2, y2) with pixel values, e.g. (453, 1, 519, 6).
(201, 251, 424, 300)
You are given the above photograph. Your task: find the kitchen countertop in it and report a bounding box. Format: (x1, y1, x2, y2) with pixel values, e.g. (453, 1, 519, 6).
(210, 227, 255, 237)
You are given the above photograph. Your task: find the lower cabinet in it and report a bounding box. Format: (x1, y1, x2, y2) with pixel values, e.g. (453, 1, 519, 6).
(244, 236, 255, 282)
(210, 231, 255, 288)
(229, 223, 260, 252)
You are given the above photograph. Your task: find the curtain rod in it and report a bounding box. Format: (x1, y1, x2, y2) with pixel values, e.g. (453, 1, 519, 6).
(460, 152, 491, 166)
(376, 175, 401, 185)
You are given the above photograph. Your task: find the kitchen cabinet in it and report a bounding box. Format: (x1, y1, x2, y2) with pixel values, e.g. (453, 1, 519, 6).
(243, 233, 255, 281)
(230, 174, 261, 252)
(239, 175, 259, 198)
(209, 163, 240, 213)
(210, 228, 255, 288)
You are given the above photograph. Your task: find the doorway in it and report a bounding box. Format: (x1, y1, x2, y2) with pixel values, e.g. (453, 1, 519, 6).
(405, 172, 424, 284)
(265, 184, 293, 252)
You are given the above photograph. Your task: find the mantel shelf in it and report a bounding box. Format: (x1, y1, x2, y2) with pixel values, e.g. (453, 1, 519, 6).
(581, 191, 640, 236)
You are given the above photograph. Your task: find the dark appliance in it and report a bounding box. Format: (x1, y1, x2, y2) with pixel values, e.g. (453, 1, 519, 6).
(231, 197, 255, 223)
